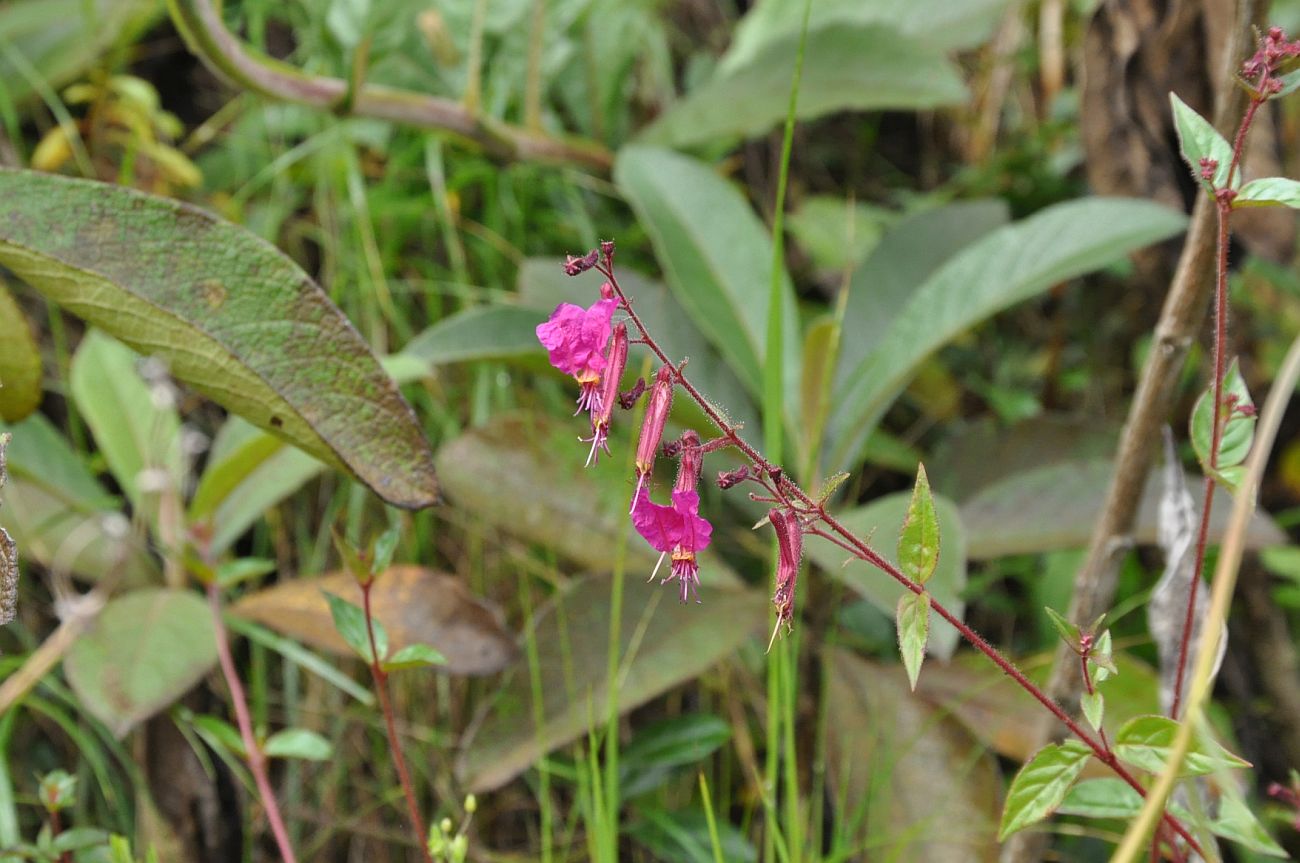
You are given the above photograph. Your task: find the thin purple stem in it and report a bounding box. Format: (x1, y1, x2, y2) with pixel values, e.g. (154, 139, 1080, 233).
(1169, 90, 1265, 718)
(362, 581, 434, 863)
(207, 582, 298, 863)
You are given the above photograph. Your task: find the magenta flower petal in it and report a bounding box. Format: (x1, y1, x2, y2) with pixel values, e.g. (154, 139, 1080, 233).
(535, 297, 617, 379)
(631, 486, 680, 552)
(669, 490, 712, 553)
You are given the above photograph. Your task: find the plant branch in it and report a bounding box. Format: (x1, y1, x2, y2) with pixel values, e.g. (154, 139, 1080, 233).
(597, 263, 1204, 856)
(361, 582, 433, 863)
(164, 0, 612, 173)
(1114, 317, 1300, 863)
(1038, 0, 1264, 731)
(207, 582, 298, 863)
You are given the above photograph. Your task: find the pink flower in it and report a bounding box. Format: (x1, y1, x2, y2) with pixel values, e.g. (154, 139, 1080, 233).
(631, 486, 712, 603)
(536, 289, 618, 415)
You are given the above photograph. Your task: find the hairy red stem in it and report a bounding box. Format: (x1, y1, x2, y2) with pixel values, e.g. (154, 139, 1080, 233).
(207, 582, 299, 863)
(1169, 90, 1264, 718)
(362, 582, 434, 863)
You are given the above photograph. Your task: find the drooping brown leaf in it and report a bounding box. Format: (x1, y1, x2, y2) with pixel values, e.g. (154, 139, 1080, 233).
(232, 565, 518, 676)
(824, 648, 1001, 862)
(457, 576, 766, 792)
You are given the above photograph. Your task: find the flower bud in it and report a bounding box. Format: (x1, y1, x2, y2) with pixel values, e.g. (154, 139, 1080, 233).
(631, 365, 674, 511)
(563, 248, 599, 276)
(767, 508, 804, 650)
(674, 430, 702, 494)
(581, 323, 628, 466)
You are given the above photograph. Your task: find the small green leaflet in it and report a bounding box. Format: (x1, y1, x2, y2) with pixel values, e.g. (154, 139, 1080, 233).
(264, 728, 333, 761)
(1044, 605, 1080, 648)
(381, 643, 447, 672)
(1057, 778, 1143, 819)
(998, 740, 1092, 839)
(1080, 690, 1104, 733)
(1210, 789, 1287, 856)
(323, 591, 388, 664)
(1169, 92, 1234, 193)
(1113, 714, 1250, 777)
(1235, 177, 1300, 209)
(898, 463, 939, 584)
(896, 591, 930, 690)
(1189, 358, 1255, 492)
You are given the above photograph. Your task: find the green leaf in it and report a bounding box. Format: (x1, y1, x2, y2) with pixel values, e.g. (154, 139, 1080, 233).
(834, 201, 1010, 401)
(0, 168, 436, 508)
(896, 591, 930, 690)
(1235, 176, 1300, 208)
(614, 147, 799, 433)
(64, 588, 218, 735)
(998, 740, 1092, 840)
(215, 557, 276, 589)
(805, 489, 965, 658)
(189, 713, 246, 758)
(50, 827, 109, 853)
(1169, 92, 1234, 192)
(263, 727, 333, 761)
(826, 198, 1187, 471)
(380, 643, 446, 672)
(458, 576, 765, 792)
(1112, 714, 1250, 776)
(370, 525, 400, 574)
(402, 305, 547, 366)
(0, 413, 157, 585)
(0, 0, 160, 108)
(1043, 606, 1080, 647)
(69, 329, 181, 510)
(0, 278, 40, 421)
(1210, 787, 1287, 856)
(1277, 69, 1300, 98)
(1189, 358, 1255, 490)
(191, 416, 325, 555)
(1080, 690, 1104, 733)
(1056, 777, 1143, 819)
(898, 463, 940, 584)
(620, 714, 733, 798)
(640, 23, 965, 149)
(721, 0, 1009, 73)
(626, 807, 758, 863)
(959, 459, 1284, 559)
(323, 591, 387, 664)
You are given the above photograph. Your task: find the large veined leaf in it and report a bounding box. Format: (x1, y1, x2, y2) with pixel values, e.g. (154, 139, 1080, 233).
(833, 200, 1010, 400)
(638, 22, 967, 149)
(824, 649, 1000, 862)
(64, 588, 217, 736)
(805, 489, 966, 658)
(69, 330, 182, 511)
(721, 0, 1011, 75)
(401, 305, 547, 367)
(457, 575, 766, 792)
(0, 0, 160, 107)
(825, 198, 1188, 471)
(614, 147, 799, 434)
(0, 169, 436, 508)
(0, 414, 157, 585)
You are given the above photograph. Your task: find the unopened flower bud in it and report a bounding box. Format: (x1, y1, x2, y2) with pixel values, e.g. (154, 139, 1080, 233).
(717, 466, 750, 489)
(619, 377, 647, 409)
(464, 793, 477, 814)
(581, 323, 628, 466)
(600, 239, 615, 265)
(674, 430, 702, 494)
(767, 508, 804, 650)
(563, 248, 600, 276)
(631, 365, 674, 511)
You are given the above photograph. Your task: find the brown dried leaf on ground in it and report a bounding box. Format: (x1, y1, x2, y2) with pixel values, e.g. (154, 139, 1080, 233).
(232, 564, 518, 676)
